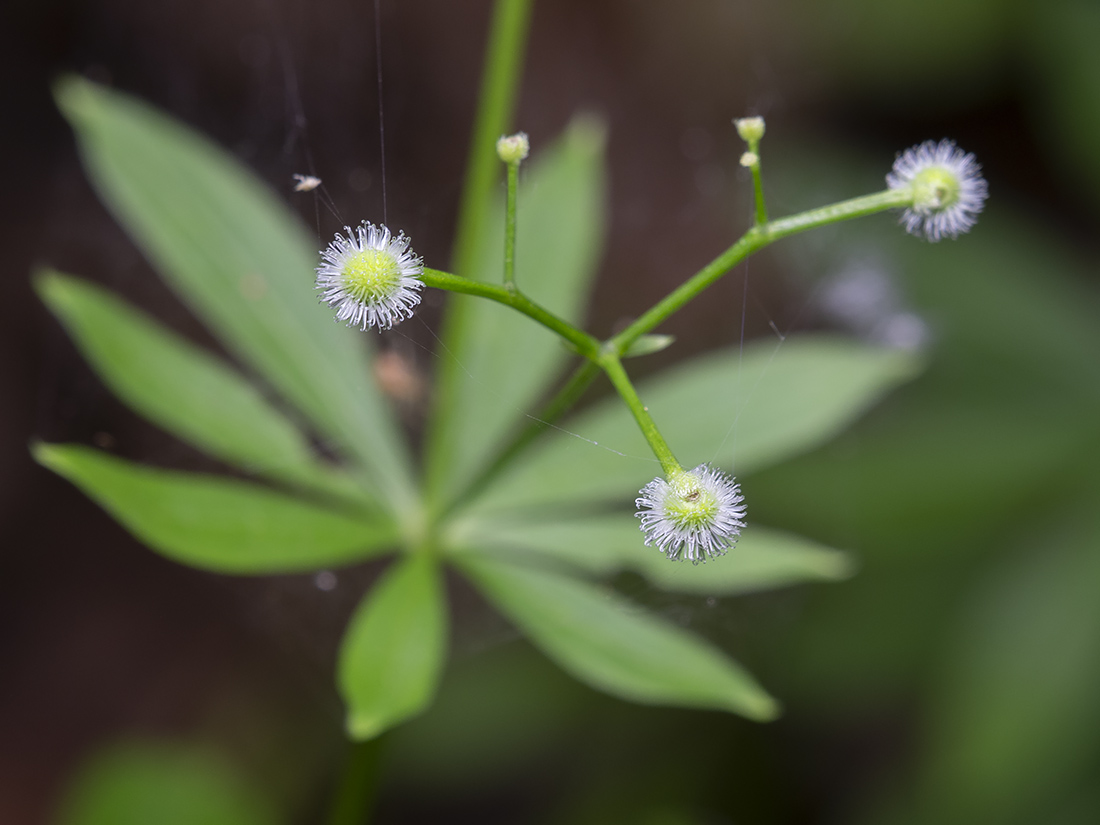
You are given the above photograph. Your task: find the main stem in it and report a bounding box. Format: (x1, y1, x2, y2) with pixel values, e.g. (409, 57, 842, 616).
(325, 737, 384, 825)
(424, 0, 532, 503)
(450, 0, 533, 278)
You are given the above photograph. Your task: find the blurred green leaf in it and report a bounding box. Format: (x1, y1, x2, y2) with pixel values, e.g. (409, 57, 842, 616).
(426, 116, 607, 504)
(36, 269, 366, 503)
(912, 500, 1100, 824)
(57, 740, 279, 825)
(337, 554, 447, 740)
(903, 218, 1100, 404)
(794, 0, 1010, 102)
(458, 553, 779, 720)
(53, 77, 414, 510)
(1026, 0, 1100, 211)
(467, 335, 920, 513)
(388, 644, 587, 790)
(35, 443, 394, 574)
(749, 214, 1100, 557)
(747, 211, 1100, 714)
(456, 515, 853, 594)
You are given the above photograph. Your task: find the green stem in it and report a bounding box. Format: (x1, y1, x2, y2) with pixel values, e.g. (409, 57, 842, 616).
(430, 185, 913, 506)
(503, 160, 519, 286)
(450, 0, 534, 278)
(762, 187, 911, 241)
(422, 268, 600, 358)
(748, 142, 768, 225)
(599, 352, 681, 476)
(611, 231, 763, 355)
(611, 187, 912, 353)
(325, 737, 384, 825)
(425, 0, 533, 502)
(441, 358, 602, 517)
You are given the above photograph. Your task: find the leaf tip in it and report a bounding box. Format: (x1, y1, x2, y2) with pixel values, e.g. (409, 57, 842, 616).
(828, 550, 859, 581)
(745, 693, 783, 723)
(53, 74, 102, 127)
(565, 112, 608, 157)
(31, 267, 70, 308)
(344, 712, 387, 742)
(30, 440, 59, 469)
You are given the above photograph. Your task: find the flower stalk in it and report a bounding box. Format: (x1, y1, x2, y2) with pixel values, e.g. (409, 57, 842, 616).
(735, 116, 768, 225)
(418, 184, 922, 509)
(497, 132, 530, 289)
(598, 351, 681, 477)
(323, 130, 985, 523)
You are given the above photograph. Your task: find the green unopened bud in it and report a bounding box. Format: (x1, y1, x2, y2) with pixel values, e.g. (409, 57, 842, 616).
(496, 132, 530, 164)
(734, 116, 765, 144)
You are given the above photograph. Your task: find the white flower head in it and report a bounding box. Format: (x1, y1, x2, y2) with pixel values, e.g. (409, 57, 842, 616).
(316, 222, 423, 330)
(636, 463, 746, 564)
(887, 139, 988, 242)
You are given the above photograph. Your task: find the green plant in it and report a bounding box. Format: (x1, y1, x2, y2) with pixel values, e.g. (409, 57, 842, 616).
(34, 2, 989, 817)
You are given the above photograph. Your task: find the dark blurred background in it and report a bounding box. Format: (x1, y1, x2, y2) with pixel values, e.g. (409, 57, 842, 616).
(3, 0, 1099, 823)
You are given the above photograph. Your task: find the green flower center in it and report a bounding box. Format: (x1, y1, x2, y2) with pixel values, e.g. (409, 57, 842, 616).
(341, 249, 401, 303)
(911, 167, 959, 212)
(665, 475, 719, 530)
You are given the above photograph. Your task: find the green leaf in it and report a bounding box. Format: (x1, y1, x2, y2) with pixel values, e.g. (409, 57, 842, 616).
(426, 116, 607, 504)
(797, 0, 1010, 100)
(458, 553, 779, 720)
(455, 515, 853, 594)
(54, 77, 414, 510)
(36, 269, 366, 503)
(467, 335, 921, 513)
(57, 740, 279, 825)
(338, 553, 448, 740)
(1026, 0, 1100, 214)
(914, 503, 1100, 822)
(35, 443, 395, 574)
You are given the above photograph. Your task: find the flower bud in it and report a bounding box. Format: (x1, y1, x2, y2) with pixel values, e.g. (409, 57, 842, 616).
(496, 132, 530, 164)
(734, 116, 765, 144)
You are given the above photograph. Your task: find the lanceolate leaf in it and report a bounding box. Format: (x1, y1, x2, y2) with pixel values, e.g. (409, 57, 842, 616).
(467, 335, 921, 513)
(337, 554, 447, 740)
(36, 270, 367, 504)
(426, 116, 607, 505)
(458, 553, 779, 720)
(35, 444, 395, 574)
(54, 77, 415, 511)
(455, 515, 854, 594)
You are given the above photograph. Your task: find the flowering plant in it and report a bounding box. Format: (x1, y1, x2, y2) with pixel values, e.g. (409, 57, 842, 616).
(34, 0, 985, 800)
